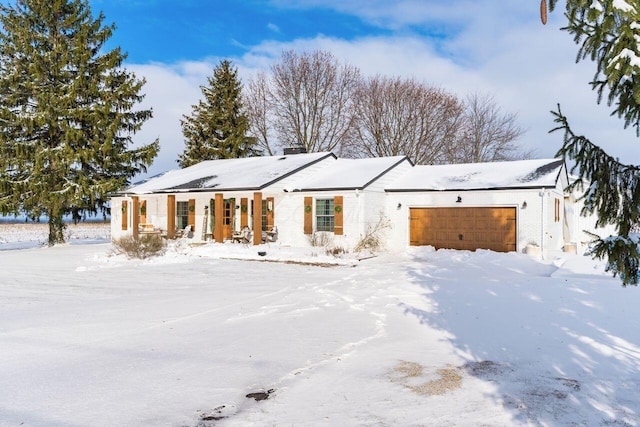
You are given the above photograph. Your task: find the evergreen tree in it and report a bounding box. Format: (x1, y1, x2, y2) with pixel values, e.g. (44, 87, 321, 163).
(545, 0, 640, 285)
(0, 0, 159, 246)
(178, 60, 257, 167)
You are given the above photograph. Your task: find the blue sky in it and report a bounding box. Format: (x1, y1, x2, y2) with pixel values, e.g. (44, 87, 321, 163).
(17, 1, 640, 174)
(95, 1, 392, 64)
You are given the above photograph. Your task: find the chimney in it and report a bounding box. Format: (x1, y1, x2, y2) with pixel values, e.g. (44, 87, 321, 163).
(283, 146, 307, 155)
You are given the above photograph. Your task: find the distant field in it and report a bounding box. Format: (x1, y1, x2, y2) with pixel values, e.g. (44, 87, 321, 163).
(0, 222, 111, 245)
(0, 216, 110, 224)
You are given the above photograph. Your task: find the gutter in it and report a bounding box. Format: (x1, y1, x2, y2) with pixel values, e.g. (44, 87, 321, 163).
(385, 185, 559, 193)
(540, 189, 546, 260)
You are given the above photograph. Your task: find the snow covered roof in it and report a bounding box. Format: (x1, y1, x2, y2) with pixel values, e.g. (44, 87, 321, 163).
(121, 152, 335, 194)
(290, 156, 410, 191)
(386, 158, 566, 192)
(118, 155, 566, 196)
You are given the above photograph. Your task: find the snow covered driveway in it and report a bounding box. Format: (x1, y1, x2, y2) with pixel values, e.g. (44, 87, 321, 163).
(0, 242, 638, 426)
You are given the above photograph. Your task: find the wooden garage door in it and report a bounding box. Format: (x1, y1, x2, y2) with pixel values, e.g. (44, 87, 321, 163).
(409, 207, 516, 252)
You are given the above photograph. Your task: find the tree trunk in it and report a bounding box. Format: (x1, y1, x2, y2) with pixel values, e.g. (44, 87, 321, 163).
(48, 208, 66, 246)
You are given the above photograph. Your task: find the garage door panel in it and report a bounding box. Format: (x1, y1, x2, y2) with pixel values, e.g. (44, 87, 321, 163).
(434, 230, 449, 240)
(484, 221, 499, 231)
(488, 231, 505, 243)
(409, 207, 516, 253)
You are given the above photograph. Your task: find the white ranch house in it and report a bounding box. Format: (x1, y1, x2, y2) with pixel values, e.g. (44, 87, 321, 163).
(110, 152, 611, 258)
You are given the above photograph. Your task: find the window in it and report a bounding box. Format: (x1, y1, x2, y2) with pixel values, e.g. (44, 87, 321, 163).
(249, 200, 263, 229)
(316, 199, 334, 232)
(176, 201, 189, 229)
(139, 200, 148, 225)
(262, 200, 268, 231)
(224, 199, 233, 226)
(554, 198, 561, 223)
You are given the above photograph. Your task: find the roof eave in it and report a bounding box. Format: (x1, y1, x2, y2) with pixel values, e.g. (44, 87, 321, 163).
(112, 186, 266, 196)
(360, 157, 411, 190)
(292, 186, 364, 192)
(113, 152, 338, 197)
(385, 184, 560, 193)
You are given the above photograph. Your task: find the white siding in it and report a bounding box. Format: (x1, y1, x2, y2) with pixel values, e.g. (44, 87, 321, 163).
(270, 192, 302, 246)
(273, 190, 374, 250)
(569, 194, 617, 255)
(356, 160, 414, 251)
(110, 197, 127, 240)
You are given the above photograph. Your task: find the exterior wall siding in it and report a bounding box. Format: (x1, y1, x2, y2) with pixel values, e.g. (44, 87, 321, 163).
(110, 159, 608, 258)
(273, 190, 374, 249)
(113, 185, 567, 256)
(570, 194, 617, 254)
(110, 197, 125, 240)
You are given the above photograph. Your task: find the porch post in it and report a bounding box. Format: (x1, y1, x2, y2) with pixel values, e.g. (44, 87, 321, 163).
(214, 193, 224, 243)
(132, 196, 139, 239)
(167, 195, 175, 239)
(253, 192, 262, 245)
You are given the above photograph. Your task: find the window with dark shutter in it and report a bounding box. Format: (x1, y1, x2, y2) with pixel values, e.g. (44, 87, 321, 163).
(316, 199, 334, 232)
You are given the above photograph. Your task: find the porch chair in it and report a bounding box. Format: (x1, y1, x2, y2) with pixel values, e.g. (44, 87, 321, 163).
(232, 226, 252, 243)
(262, 225, 278, 243)
(175, 224, 192, 239)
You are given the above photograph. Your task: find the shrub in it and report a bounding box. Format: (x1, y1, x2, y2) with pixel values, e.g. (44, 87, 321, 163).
(308, 231, 333, 248)
(112, 234, 166, 259)
(354, 213, 391, 253)
(325, 246, 347, 257)
(308, 231, 349, 257)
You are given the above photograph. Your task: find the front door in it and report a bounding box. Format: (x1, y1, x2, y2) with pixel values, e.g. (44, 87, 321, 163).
(210, 198, 235, 240)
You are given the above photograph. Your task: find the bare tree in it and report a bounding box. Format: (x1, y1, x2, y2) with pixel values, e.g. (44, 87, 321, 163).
(352, 76, 464, 164)
(269, 50, 361, 154)
(447, 92, 531, 163)
(244, 71, 275, 156)
(244, 53, 529, 165)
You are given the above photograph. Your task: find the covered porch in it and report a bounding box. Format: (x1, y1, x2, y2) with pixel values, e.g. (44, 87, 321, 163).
(122, 192, 276, 245)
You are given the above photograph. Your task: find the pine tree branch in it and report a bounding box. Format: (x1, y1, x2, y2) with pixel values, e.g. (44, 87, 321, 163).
(551, 104, 640, 285)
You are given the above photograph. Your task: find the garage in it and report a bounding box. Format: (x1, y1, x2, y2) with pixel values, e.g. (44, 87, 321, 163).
(409, 207, 517, 252)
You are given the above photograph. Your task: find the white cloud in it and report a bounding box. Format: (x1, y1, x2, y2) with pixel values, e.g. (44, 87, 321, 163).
(128, 62, 213, 177)
(126, 2, 640, 178)
(237, 33, 638, 163)
(271, 0, 532, 30)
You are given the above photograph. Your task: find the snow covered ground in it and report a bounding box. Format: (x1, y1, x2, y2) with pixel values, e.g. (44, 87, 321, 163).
(0, 222, 110, 250)
(0, 224, 639, 426)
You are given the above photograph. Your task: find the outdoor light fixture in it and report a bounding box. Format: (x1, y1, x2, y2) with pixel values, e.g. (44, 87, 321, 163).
(397, 202, 402, 209)
(522, 201, 528, 209)
(456, 196, 462, 203)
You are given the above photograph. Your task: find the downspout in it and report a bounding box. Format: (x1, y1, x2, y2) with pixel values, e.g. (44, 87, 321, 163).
(355, 189, 361, 242)
(540, 189, 546, 260)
